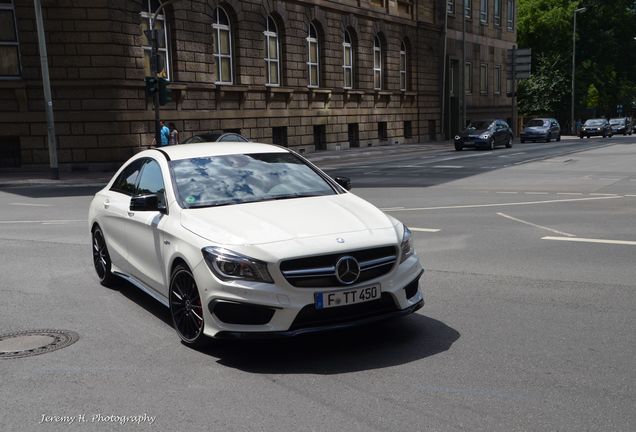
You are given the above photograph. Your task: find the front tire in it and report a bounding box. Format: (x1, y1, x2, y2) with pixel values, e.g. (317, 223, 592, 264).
(505, 136, 513, 148)
(92, 226, 116, 287)
(454, 144, 463, 151)
(169, 264, 208, 348)
(556, 134, 561, 141)
(488, 138, 495, 150)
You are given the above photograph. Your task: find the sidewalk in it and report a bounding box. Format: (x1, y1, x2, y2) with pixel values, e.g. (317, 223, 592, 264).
(0, 141, 452, 188)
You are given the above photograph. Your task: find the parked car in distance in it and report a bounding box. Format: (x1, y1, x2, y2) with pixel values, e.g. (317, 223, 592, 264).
(609, 118, 632, 136)
(182, 131, 250, 144)
(520, 118, 561, 143)
(88, 142, 425, 346)
(454, 119, 513, 151)
(580, 119, 612, 139)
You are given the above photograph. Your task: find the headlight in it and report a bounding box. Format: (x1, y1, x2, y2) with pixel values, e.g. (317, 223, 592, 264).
(479, 133, 491, 139)
(399, 225, 414, 264)
(454, 135, 461, 140)
(202, 246, 273, 283)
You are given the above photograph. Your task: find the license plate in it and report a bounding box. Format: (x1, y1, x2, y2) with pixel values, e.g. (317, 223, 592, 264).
(314, 285, 381, 309)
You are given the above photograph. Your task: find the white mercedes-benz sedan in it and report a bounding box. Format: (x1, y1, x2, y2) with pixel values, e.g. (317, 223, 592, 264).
(88, 142, 424, 346)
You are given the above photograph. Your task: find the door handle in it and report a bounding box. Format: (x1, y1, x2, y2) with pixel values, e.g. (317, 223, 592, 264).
(103, 199, 110, 209)
(127, 211, 134, 217)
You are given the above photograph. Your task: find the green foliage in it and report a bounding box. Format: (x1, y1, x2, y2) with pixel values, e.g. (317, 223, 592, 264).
(517, 54, 569, 116)
(517, 0, 636, 120)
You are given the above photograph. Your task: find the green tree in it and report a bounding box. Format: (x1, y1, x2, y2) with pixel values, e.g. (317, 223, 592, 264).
(517, 54, 569, 116)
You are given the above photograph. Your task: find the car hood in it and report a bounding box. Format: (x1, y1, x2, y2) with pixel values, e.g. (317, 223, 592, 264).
(180, 193, 397, 246)
(459, 127, 489, 138)
(523, 126, 548, 132)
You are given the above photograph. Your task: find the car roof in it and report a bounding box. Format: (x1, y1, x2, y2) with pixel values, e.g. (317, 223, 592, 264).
(147, 142, 288, 161)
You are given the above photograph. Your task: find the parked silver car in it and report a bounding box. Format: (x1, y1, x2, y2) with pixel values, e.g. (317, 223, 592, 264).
(520, 118, 561, 143)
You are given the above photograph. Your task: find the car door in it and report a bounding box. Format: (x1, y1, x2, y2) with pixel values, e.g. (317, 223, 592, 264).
(99, 158, 145, 273)
(494, 121, 505, 145)
(125, 158, 170, 294)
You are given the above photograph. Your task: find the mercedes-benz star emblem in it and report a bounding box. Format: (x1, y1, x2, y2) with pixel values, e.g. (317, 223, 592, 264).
(336, 237, 345, 243)
(335, 256, 360, 285)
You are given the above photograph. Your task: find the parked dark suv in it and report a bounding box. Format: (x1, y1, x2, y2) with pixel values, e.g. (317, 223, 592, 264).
(609, 118, 632, 136)
(520, 118, 561, 143)
(454, 119, 513, 151)
(580, 119, 612, 139)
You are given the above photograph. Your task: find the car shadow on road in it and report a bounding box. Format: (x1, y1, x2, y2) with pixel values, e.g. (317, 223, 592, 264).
(201, 314, 459, 374)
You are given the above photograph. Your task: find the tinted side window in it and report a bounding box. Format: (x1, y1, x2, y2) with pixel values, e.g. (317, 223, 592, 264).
(110, 159, 145, 195)
(137, 159, 166, 206)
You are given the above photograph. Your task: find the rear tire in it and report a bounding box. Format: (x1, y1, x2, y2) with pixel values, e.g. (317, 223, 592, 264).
(556, 134, 561, 141)
(489, 138, 495, 150)
(454, 145, 463, 151)
(92, 226, 116, 287)
(505, 136, 513, 148)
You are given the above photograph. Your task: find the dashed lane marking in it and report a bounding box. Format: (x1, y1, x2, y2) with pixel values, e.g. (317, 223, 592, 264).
(410, 227, 441, 233)
(382, 195, 622, 212)
(542, 236, 636, 246)
(0, 219, 86, 224)
(432, 165, 464, 169)
(9, 202, 53, 207)
(497, 213, 576, 237)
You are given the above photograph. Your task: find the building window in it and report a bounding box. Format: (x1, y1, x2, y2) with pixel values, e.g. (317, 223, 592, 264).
(400, 41, 407, 91)
(480, 63, 488, 94)
(494, 0, 501, 27)
(378, 122, 388, 141)
(140, 0, 170, 79)
(373, 35, 382, 90)
(307, 23, 319, 87)
(507, 0, 515, 31)
(480, 0, 488, 24)
(404, 121, 412, 139)
(343, 30, 353, 89)
(465, 0, 472, 19)
(213, 7, 233, 84)
(464, 61, 472, 94)
(447, 0, 455, 14)
(272, 126, 287, 146)
(506, 76, 512, 95)
(264, 16, 280, 86)
(494, 64, 501, 94)
(449, 61, 455, 96)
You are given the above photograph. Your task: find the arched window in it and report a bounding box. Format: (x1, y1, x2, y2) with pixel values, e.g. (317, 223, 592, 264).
(373, 35, 382, 90)
(306, 23, 319, 87)
(400, 41, 407, 91)
(140, 0, 170, 79)
(264, 16, 280, 86)
(343, 30, 353, 89)
(213, 7, 233, 84)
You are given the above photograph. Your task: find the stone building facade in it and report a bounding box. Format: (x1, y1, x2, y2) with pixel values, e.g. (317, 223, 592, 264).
(0, 0, 514, 169)
(444, 0, 517, 136)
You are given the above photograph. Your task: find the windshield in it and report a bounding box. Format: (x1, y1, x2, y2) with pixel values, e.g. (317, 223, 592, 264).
(466, 120, 493, 130)
(527, 119, 548, 127)
(585, 119, 605, 126)
(609, 119, 624, 125)
(170, 152, 336, 208)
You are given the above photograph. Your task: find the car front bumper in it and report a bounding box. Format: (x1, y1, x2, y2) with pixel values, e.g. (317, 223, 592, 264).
(193, 254, 425, 338)
(455, 137, 489, 148)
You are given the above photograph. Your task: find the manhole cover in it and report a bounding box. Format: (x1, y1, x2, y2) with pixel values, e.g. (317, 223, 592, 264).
(0, 329, 79, 359)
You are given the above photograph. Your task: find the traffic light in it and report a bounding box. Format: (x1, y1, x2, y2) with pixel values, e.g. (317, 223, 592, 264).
(158, 78, 172, 106)
(145, 77, 157, 96)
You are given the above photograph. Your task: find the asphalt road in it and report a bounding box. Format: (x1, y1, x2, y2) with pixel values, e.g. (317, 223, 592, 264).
(0, 136, 634, 431)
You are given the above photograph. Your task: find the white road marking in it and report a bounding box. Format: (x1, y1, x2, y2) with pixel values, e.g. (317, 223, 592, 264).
(410, 227, 441, 233)
(380, 207, 406, 211)
(9, 202, 53, 207)
(433, 165, 463, 169)
(495, 191, 518, 194)
(557, 193, 583, 196)
(0, 219, 86, 224)
(589, 193, 619, 196)
(480, 166, 498, 169)
(497, 213, 576, 237)
(383, 195, 622, 212)
(542, 236, 636, 246)
(525, 192, 549, 195)
(598, 178, 621, 181)
(625, 194, 636, 197)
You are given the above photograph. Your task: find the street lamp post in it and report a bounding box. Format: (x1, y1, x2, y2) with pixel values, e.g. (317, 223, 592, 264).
(571, 7, 587, 135)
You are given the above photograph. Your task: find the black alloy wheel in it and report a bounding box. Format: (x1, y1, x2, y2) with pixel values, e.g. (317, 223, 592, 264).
(489, 137, 495, 150)
(92, 226, 116, 287)
(169, 264, 207, 347)
(455, 144, 463, 151)
(545, 134, 550, 143)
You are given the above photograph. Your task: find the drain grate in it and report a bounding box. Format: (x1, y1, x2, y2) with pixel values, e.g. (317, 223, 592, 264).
(0, 329, 79, 359)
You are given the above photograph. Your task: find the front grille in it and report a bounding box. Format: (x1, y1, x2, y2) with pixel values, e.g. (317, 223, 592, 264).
(280, 246, 397, 288)
(289, 293, 397, 330)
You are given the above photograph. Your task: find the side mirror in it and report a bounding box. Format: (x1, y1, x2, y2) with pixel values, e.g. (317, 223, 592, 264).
(130, 194, 166, 213)
(334, 176, 351, 191)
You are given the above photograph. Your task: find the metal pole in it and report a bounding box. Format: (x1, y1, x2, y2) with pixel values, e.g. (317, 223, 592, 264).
(571, 11, 576, 135)
(512, 45, 517, 136)
(440, 4, 448, 140)
(150, 26, 162, 147)
(461, 0, 466, 130)
(33, 0, 59, 179)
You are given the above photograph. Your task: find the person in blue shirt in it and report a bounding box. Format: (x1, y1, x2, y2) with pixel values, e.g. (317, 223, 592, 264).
(160, 120, 170, 146)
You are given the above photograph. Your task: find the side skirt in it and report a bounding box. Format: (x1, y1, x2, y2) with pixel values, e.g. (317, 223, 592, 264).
(113, 271, 169, 308)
